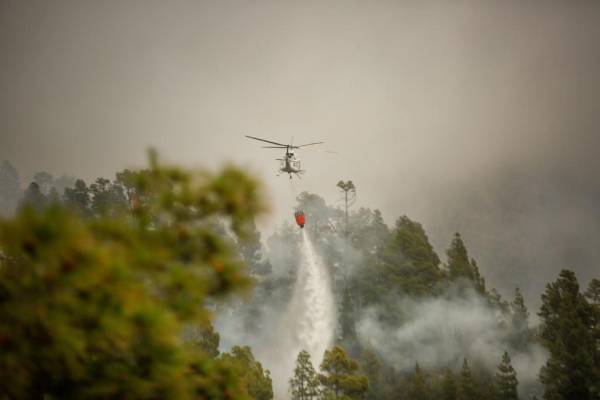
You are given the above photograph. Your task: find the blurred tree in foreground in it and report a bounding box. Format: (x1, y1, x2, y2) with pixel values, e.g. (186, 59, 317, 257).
(0, 152, 266, 399)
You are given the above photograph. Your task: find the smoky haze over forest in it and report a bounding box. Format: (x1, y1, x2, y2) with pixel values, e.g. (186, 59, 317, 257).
(1, 0, 600, 306)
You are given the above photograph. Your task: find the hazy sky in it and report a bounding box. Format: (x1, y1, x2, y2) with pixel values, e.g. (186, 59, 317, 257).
(1, 0, 599, 304)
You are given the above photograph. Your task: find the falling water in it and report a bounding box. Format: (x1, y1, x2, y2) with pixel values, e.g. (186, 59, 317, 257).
(287, 229, 336, 367)
(253, 229, 336, 400)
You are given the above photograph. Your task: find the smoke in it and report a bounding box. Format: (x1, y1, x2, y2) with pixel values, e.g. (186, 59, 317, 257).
(356, 290, 547, 394)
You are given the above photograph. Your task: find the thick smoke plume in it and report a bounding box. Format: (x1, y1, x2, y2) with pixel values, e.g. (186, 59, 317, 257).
(356, 290, 547, 394)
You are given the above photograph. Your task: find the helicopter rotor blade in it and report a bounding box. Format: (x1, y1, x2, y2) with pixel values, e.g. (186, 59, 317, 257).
(262, 146, 288, 149)
(245, 135, 288, 147)
(295, 141, 325, 148)
(301, 147, 338, 154)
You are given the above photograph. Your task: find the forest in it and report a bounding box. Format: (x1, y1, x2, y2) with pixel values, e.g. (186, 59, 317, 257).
(0, 157, 598, 400)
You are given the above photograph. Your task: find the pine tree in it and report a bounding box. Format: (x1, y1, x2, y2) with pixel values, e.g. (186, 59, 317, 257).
(63, 179, 91, 217)
(538, 270, 598, 400)
(32, 171, 54, 195)
(47, 187, 61, 204)
(441, 369, 457, 400)
(408, 363, 430, 400)
(319, 346, 369, 400)
(220, 346, 273, 400)
(382, 215, 442, 296)
(290, 350, 319, 400)
(21, 182, 47, 210)
(495, 352, 519, 400)
(90, 177, 128, 217)
(511, 288, 529, 331)
(510, 287, 531, 350)
(446, 233, 485, 293)
(585, 278, 600, 306)
(458, 358, 477, 400)
(358, 348, 385, 400)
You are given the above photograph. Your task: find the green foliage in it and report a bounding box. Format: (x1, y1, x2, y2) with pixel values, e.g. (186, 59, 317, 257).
(290, 350, 320, 400)
(90, 177, 129, 217)
(408, 363, 431, 400)
(220, 346, 273, 400)
(33, 171, 55, 195)
(495, 352, 519, 400)
(21, 181, 47, 210)
(510, 287, 532, 351)
(357, 347, 386, 400)
(0, 154, 266, 399)
(381, 216, 442, 297)
(538, 270, 599, 400)
(441, 369, 458, 400)
(319, 346, 369, 400)
(458, 358, 478, 400)
(63, 179, 92, 217)
(186, 323, 221, 358)
(585, 278, 600, 305)
(446, 233, 486, 293)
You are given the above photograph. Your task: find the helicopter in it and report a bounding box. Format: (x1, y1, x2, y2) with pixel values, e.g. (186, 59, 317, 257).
(245, 135, 328, 179)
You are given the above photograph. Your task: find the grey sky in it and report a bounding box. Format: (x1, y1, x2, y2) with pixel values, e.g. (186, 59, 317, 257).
(1, 0, 599, 304)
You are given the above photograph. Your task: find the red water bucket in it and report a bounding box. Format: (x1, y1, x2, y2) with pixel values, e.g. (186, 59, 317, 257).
(294, 211, 305, 228)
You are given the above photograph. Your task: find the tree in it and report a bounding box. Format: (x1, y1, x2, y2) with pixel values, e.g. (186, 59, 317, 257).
(510, 287, 531, 350)
(90, 177, 128, 217)
(296, 191, 339, 236)
(0, 153, 266, 399)
(348, 208, 390, 260)
(53, 174, 76, 196)
(358, 347, 387, 400)
(538, 270, 598, 400)
(186, 323, 221, 358)
(290, 350, 320, 400)
(495, 352, 519, 400)
(458, 358, 478, 400)
(33, 171, 55, 195)
(511, 287, 529, 330)
(441, 369, 457, 400)
(382, 216, 442, 297)
(63, 179, 92, 217)
(446, 233, 485, 293)
(47, 187, 61, 204)
(347, 208, 390, 312)
(0, 160, 21, 215)
(408, 363, 430, 400)
(336, 180, 356, 239)
(319, 346, 368, 400)
(220, 346, 273, 400)
(21, 181, 47, 210)
(585, 278, 600, 306)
